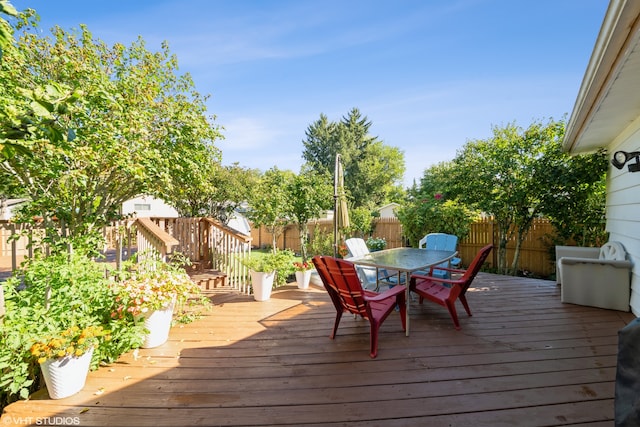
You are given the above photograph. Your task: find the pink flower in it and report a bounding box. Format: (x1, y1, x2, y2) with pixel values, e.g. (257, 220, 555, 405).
(293, 261, 313, 271)
(434, 193, 443, 200)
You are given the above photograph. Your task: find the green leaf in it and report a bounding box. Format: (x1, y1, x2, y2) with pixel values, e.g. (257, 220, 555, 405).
(0, 1, 18, 16)
(30, 100, 54, 119)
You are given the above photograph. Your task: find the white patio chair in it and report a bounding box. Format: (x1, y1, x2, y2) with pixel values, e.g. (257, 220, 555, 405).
(344, 237, 400, 290)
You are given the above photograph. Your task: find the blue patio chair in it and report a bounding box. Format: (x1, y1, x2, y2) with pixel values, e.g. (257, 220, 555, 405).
(417, 233, 461, 279)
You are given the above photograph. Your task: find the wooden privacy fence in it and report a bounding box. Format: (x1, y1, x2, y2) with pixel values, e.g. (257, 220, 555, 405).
(251, 217, 558, 278)
(3, 216, 557, 280)
(249, 218, 407, 253)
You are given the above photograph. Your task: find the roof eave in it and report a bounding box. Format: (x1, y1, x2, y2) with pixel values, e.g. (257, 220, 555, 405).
(563, 0, 640, 153)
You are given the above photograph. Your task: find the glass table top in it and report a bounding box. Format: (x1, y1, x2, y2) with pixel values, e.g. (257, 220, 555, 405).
(349, 247, 457, 272)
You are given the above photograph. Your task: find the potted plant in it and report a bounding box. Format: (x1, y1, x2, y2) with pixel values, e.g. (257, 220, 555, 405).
(30, 325, 108, 399)
(366, 237, 387, 252)
(241, 250, 295, 301)
(110, 262, 204, 348)
(293, 261, 314, 289)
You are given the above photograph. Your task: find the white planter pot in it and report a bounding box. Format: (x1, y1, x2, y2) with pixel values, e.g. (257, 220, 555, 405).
(250, 270, 276, 301)
(142, 300, 175, 348)
(40, 347, 94, 399)
(309, 270, 323, 287)
(295, 270, 312, 289)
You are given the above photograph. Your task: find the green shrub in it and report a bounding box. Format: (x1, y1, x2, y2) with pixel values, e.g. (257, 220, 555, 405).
(308, 228, 334, 256)
(241, 249, 296, 287)
(0, 249, 209, 410)
(0, 251, 117, 407)
(398, 196, 476, 247)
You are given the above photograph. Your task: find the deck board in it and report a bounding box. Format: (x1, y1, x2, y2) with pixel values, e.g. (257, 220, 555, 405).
(2, 273, 635, 426)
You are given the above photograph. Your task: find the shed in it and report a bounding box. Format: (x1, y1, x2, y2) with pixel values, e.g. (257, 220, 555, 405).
(377, 203, 400, 219)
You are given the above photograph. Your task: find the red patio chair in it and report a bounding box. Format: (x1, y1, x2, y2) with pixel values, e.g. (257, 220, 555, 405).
(409, 244, 493, 330)
(312, 255, 407, 358)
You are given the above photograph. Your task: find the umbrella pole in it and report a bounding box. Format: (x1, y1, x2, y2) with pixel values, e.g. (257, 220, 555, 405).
(333, 154, 339, 258)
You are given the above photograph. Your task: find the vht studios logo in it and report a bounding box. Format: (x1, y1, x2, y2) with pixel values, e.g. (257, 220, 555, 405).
(2, 416, 81, 425)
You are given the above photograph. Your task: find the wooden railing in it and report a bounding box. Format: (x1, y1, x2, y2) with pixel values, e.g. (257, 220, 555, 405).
(145, 217, 252, 294)
(202, 218, 252, 293)
(134, 218, 180, 264)
(2, 218, 252, 292)
(0, 221, 44, 271)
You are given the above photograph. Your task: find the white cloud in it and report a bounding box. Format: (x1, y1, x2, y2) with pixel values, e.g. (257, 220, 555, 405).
(217, 113, 310, 173)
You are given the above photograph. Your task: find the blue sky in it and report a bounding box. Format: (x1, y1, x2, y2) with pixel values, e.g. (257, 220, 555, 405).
(15, 0, 608, 187)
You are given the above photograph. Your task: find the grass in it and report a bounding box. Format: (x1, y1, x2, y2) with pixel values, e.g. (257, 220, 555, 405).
(251, 248, 303, 264)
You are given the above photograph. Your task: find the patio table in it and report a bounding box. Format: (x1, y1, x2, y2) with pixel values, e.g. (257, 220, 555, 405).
(350, 247, 457, 336)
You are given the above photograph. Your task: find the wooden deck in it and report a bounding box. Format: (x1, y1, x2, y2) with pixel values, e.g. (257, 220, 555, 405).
(2, 273, 634, 426)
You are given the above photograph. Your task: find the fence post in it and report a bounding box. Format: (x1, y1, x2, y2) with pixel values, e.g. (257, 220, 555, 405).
(0, 285, 4, 319)
(10, 223, 17, 271)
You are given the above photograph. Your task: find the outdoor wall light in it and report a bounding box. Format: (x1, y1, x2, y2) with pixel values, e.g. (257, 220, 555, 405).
(611, 150, 640, 172)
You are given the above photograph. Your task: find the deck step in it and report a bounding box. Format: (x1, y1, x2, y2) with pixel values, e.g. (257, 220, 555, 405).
(188, 269, 227, 290)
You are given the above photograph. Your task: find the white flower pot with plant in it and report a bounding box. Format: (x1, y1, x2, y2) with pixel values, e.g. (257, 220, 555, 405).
(293, 261, 314, 289)
(110, 260, 202, 348)
(241, 250, 296, 301)
(250, 270, 277, 301)
(141, 297, 176, 348)
(30, 325, 106, 399)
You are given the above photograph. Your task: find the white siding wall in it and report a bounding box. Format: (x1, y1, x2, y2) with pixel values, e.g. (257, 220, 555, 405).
(606, 117, 640, 315)
(378, 203, 399, 218)
(122, 196, 179, 218)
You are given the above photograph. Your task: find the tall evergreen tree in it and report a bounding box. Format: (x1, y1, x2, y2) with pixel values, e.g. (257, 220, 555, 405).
(302, 108, 405, 209)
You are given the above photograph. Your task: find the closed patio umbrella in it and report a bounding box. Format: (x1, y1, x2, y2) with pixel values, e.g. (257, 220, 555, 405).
(333, 154, 350, 257)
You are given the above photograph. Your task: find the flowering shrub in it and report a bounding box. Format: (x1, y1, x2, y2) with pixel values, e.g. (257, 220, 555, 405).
(338, 244, 349, 258)
(293, 261, 314, 271)
(29, 325, 109, 364)
(397, 190, 476, 247)
(366, 237, 387, 251)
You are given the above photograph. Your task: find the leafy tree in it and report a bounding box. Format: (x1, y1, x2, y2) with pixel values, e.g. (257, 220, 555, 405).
(159, 153, 217, 218)
(165, 162, 259, 222)
(0, 7, 40, 163)
(0, 22, 221, 243)
(397, 162, 476, 246)
(246, 167, 294, 253)
(348, 206, 375, 239)
(204, 164, 260, 224)
(1, 7, 75, 226)
(302, 108, 405, 209)
(0, 0, 16, 61)
(449, 118, 606, 275)
(285, 167, 333, 262)
(538, 151, 608, 247)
